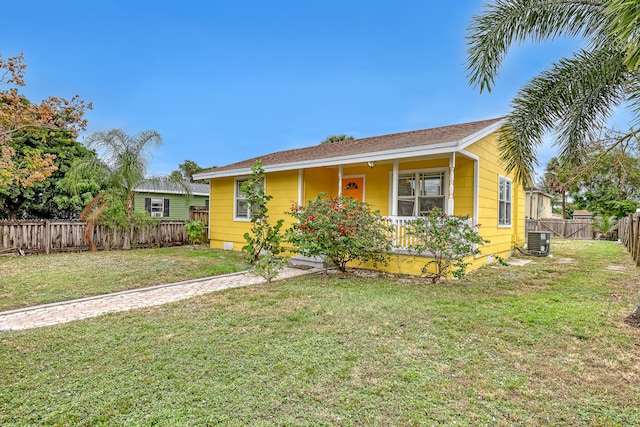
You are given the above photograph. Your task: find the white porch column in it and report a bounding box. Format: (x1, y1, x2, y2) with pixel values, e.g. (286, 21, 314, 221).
(448, 152, 456, 215)
(392, 160, 399, 216)
(298, 169, 303, 205)
(338, 165, 343, 197)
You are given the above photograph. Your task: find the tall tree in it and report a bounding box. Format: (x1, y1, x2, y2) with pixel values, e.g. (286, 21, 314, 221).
(0, 129, 105, 219)
(467, 1, 640, 324)
(68, 129, 188, 250)
(544, 157, 570, 219)
(466, 0, 640, 185)
(170, 159, 210, 182)
(0, 53, 91, 187)
(568, 136, 640, 217)
(320, 134, 354, 144)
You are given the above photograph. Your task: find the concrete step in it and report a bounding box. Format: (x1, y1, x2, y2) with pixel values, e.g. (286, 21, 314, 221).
(289, 255, 329, 269)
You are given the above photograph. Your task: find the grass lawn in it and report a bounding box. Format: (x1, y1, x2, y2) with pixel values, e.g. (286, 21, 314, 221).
(1, 239, 639, 425)
(0, 246, 249, 311)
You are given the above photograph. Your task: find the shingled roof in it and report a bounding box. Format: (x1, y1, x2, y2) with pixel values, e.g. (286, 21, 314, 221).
(195, 117, 504, 179)
(134, 180, 210, 196)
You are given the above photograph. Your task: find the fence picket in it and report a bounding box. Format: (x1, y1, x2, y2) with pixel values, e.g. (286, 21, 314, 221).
(0, 220, 192, 254)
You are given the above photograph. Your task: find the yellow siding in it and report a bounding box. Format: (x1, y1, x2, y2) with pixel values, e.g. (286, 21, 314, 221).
(464, 132, 526, 267)
(266, 170, 299, 231)
(208, 177, 251, 250)
(207, 129, 525, 276)
(304, 168, 338, 201)
(453, 156, 474, 217)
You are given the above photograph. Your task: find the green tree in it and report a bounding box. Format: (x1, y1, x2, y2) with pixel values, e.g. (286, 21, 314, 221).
(320, 134, 354, 144)
(0, 129, 105, 219)
(1, 53, 91, 187)
(467, 0, 640, 185)
(544, 157, 571, 219)
(467, 1, 640, 324)
(591, 214, 619, 240)
(170, 159, 211, 183)
(67, 129, 188, 251)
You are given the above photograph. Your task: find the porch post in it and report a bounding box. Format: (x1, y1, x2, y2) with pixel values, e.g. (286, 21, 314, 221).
(338, 165, 343, 197)
(448, 152, 455, 215)
(392, 160, 399, 216)
(298, 169, 303, 206)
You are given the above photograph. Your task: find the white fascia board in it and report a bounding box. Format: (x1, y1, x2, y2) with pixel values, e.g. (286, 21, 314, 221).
(195, 123, 502, 180)
(135, 189, 209, 196)
(195, 141, 459, 179)
(458, 119, 505, 151)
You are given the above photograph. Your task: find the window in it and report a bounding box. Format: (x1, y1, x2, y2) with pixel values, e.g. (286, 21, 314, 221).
(235, 178, 250, 220)
(498, 176, 512, 226)
(396, 170, 445, 216)
(145, 197, 169, 218)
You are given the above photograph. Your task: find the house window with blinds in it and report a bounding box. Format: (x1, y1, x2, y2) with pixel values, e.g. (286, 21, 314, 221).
(396, 171, 445, 216)
(498, 176, 512, 227)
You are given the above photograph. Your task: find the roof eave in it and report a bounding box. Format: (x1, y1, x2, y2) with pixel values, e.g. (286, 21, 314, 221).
(194, 119, 506, 180)
(134, 189, 209, 196)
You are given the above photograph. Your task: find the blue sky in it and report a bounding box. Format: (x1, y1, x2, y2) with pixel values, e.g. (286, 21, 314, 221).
(3, 0, 590, 177)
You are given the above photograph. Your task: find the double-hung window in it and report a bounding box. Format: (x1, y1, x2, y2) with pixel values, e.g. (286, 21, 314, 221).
(396, 170, 445, 216)
(235, 178, 250, 220)
(498, 176, 512, 226)
(145, 197, 169, 218)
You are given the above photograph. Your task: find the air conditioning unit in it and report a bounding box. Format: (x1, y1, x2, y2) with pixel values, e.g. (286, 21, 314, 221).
(151, 211, 163, 218)
(527, 231, 551, 256)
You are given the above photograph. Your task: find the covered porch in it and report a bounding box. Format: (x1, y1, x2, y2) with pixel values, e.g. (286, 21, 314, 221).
(296, 151, 480, 250)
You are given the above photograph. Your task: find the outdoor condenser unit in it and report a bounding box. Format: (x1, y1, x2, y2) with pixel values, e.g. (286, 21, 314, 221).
(527, 231, 551, 256)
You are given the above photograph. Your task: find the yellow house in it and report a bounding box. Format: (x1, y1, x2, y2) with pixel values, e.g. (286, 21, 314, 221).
(194, 118, 525, 275)
(525, 187, 554, 219)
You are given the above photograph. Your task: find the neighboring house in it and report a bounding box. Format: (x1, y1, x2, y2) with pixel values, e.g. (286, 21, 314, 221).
(194, 118, 525, 275)
(133, 180, 210, 220)
(572, 209, 593, 220)
(525, 188, 554, 219)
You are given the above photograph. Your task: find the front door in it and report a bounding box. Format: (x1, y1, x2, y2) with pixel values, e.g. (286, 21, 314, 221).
(341, 176, 364, 202)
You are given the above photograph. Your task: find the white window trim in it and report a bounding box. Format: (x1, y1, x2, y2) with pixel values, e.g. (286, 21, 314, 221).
(498, 175, 513, 228)
(150, 197, 165, 218)
(388, 167, 448, 217)
(234, 176, 251, 222)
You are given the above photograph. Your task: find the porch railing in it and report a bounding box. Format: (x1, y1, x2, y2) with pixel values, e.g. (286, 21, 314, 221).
(382, 215, 475, 251)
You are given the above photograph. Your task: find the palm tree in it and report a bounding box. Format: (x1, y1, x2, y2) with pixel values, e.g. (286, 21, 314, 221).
(466, 0, 640, 185)
(591, 214, 618, 240)
(68, 129, 188, 250)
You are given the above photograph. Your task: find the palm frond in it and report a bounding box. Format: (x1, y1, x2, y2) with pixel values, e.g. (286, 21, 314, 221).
(467, 0, 607, 92)
(500, 47, 629, 184)
(606, 0, 640, 71)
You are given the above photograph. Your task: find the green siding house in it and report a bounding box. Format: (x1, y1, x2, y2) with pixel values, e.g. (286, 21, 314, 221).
(133, 181, 209, 220)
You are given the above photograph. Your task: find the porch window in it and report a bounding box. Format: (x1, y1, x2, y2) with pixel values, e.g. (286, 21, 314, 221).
(234, 178, 250, 220)
(498, 176, 512, 226)
(396, 171, 445, 216)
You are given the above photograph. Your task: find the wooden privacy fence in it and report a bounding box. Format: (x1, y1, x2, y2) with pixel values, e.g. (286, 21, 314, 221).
(618, 212, 640, 266)
(526, 218, 594, 239)
(189, 206, 209, 241)
(0, 220, 189, 255)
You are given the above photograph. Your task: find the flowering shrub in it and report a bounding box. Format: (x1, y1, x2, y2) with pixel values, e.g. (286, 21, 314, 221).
(286, 193, 393, 272)
(405, 208, 488, 283)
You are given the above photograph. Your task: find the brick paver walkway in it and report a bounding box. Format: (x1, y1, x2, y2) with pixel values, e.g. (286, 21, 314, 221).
(0, 266, 317, 332)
